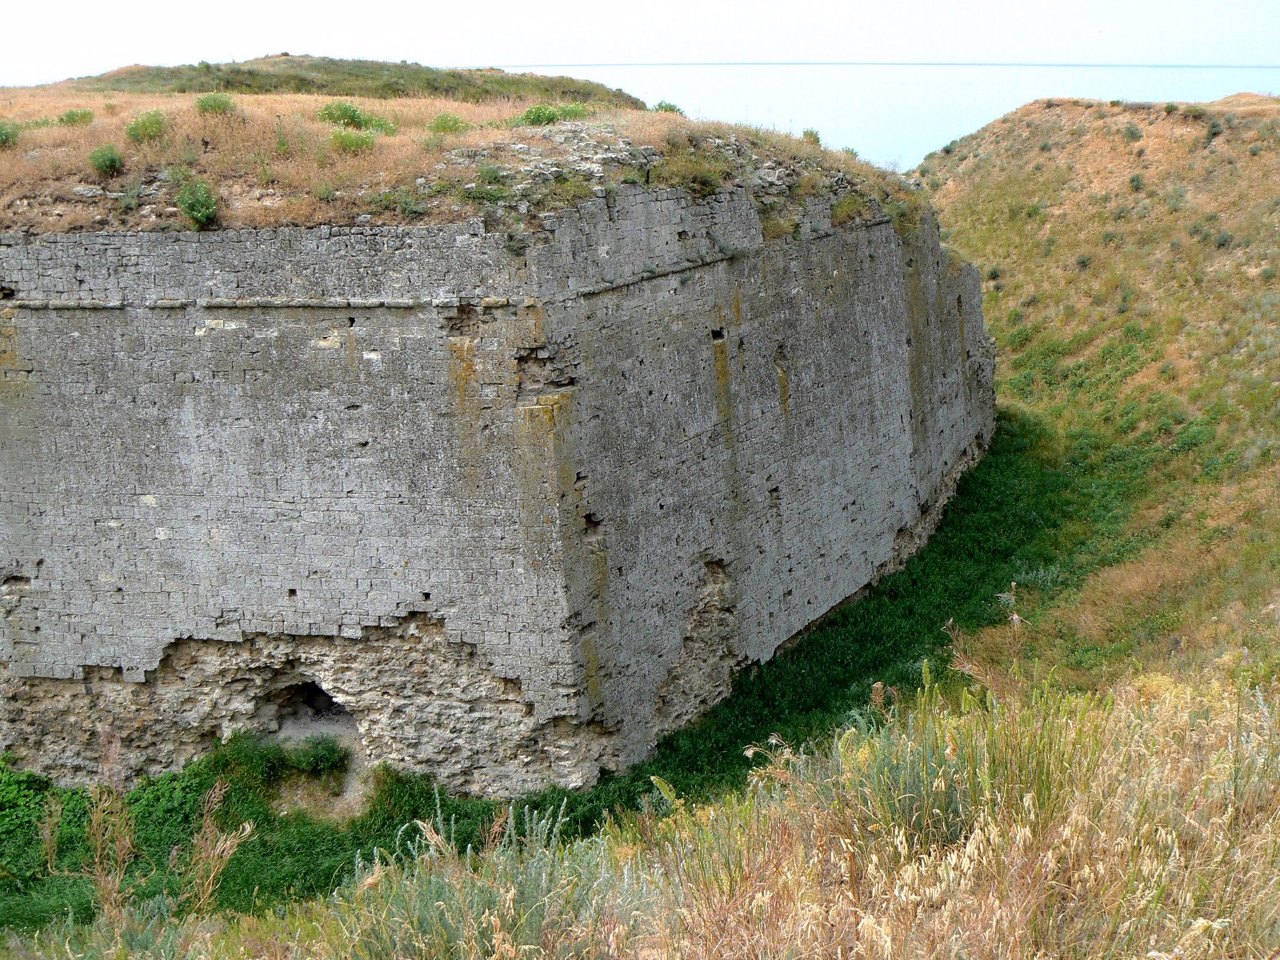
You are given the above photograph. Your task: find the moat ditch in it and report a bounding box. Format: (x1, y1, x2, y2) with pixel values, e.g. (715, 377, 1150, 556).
(0, 405, 1156, 930)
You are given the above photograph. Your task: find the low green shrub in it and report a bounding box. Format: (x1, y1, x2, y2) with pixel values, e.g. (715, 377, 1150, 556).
(126, 110, 168, 144)
(57, 109, 94, 127)
(195, 93, 235, 116)
(0, 121, 19, 148)
(802, 128, 821, 146)
(318, 100, 364, 127)
(176, 177, 217, 229)
(518, 104, 562, 126)
(1122, 122, 1143, 143)
(331, 128, 376, 154)
(89, 144, 125, 178)
(515, 103, 589, 127)
(317, 100, 396, 134)
(653, 101, 684, 115)
(428, 112, 467, 134)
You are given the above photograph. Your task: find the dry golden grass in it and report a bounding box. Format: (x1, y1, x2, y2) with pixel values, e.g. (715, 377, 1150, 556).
(0, 86, 906, 233)
(14, 674, 1279, 959)
(0, 87, 600, 229)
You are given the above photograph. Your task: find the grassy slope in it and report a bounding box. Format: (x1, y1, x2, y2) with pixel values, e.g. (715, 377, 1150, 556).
(4, 94, 1280, 955)
(72, 54, 646, 108)
(920, 94, 1280, 686)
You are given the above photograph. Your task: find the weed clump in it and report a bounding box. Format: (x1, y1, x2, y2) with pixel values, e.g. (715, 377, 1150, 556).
(195, 93, 235, 116)
(516, 103, 589, 126)
(652, 100, 684, 115)
(57, 109, 94, 127)
(0, 121, 20, 148)
(330, 128, 376, 154)
(428, 112, 467, 134)
(317, 100, 395, 134)
(176, 177, 218, 228)
(125, 110, 167, 144)
(88, 145, 125, 178)
(831, 192, 871, 226)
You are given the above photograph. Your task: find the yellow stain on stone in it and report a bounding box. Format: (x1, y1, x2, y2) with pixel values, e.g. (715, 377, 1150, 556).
(713, 338, 734, 442)
(515, 391, 573, 544)
(448, 337, 477, 408)
(447, 337, 482, 485)
(0, 309, 31, 399)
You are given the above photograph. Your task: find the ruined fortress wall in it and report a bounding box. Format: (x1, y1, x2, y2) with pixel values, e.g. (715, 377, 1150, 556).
(0, 184, 993, 794)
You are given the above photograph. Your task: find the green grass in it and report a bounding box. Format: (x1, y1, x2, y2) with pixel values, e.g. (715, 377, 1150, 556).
(71, 55, 645, 109)
(124, 110, 167, 144)
(0, 404, 1156, 931)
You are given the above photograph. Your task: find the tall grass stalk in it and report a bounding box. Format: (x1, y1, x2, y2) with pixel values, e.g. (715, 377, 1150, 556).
(12, 676, 1278, 958)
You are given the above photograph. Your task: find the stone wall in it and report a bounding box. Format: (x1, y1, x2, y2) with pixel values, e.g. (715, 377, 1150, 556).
(0, 184, 993, 794)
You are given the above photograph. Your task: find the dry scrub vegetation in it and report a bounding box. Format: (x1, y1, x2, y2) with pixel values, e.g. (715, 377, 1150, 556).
(0, 85, 913, 233)
(10, 674, 1279, 958)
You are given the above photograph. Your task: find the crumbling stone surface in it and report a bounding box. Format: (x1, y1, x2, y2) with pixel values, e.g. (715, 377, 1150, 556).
(0, 182, 993, 794)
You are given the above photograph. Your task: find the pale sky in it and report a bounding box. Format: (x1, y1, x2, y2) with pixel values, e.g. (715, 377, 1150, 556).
(4, 0, 1279, 167)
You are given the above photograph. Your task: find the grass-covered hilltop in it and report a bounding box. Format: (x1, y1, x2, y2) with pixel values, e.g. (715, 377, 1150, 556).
(2, 71, 1279, 958)
(0, 54, 919, 235)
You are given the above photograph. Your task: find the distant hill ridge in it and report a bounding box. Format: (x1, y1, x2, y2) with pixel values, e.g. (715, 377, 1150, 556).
(63, 53, 645, 107)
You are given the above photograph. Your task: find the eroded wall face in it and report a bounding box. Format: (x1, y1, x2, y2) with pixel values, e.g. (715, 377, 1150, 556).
(0, 226, 605, 794)
(524, 187, 994, 764)
(0, 189, 994, 793)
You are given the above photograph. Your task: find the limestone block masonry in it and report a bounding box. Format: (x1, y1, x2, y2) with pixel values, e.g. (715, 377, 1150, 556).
(0, 184, 994, 795)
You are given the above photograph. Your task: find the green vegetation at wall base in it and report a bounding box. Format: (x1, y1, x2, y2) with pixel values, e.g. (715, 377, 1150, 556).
(0, 404, 1154, 931)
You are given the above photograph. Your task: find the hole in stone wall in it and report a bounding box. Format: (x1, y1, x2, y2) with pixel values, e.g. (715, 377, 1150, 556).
(956, 295, 963, 313)
(268, 681, 363, 763)
(0, 285, 14, 300)
(287, 588, 298, 598)
(711, 328, 725, 341)
(276, 681, 348, 722)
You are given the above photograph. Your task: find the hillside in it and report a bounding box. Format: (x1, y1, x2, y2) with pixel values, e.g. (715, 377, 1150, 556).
(919, 94, 1280, 686)
(3, 93, 1280, 958)
(71, 54, 646, 107)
